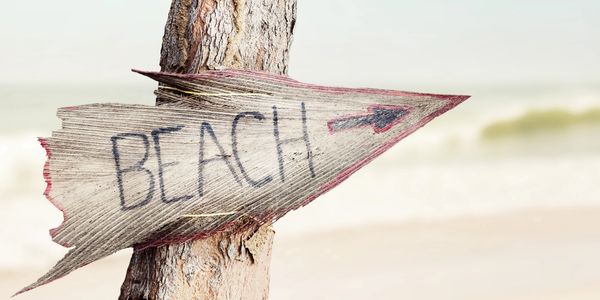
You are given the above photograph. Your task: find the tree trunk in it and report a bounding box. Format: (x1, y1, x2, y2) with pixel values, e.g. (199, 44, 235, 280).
(119, 0, 296, 299)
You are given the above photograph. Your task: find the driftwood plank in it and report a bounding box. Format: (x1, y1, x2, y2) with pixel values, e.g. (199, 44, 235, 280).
(19, 70, 468, 294)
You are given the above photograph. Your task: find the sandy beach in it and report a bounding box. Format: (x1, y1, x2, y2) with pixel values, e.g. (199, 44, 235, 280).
(4, 207, 600, 299)
(3, 0, 600, 298)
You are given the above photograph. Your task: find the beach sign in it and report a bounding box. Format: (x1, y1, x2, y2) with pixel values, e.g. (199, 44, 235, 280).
(19, 70, 468, 293)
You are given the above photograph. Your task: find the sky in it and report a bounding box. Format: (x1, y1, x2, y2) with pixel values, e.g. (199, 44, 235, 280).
(0, 0, 599, 86)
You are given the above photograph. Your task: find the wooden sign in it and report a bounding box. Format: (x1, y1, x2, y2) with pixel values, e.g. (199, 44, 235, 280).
(20, 70, 468, 293)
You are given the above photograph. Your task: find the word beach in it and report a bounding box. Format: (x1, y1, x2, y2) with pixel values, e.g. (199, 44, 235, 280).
(21, 70, 468, 293)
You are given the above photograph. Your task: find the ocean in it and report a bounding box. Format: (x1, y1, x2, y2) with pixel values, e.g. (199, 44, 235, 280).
(1, 82, 599, 271)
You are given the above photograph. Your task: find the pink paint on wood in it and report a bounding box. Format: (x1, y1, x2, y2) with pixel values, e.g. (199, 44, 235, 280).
(38, 138, 70, 247)
(21, 70, 470, 294)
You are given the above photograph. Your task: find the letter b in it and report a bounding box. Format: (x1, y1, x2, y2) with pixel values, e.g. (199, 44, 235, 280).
(111, 133, 155, 210)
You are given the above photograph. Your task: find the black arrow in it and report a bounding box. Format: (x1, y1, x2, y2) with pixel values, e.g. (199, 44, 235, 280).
(327, 105, 409, 134)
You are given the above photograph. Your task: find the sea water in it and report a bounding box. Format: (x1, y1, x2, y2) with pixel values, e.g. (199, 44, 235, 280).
(1, 82, 599, 270)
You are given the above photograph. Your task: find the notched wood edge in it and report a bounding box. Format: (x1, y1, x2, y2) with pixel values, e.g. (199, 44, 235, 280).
(244, 224, 274, 260)
(38, 137, 70, 248)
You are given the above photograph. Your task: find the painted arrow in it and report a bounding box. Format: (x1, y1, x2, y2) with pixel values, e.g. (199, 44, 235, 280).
(327, 105, 409, 134)
(19, 69, 469, 294)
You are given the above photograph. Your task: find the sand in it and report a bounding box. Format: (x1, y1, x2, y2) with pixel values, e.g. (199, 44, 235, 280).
(4, 207, 600, 299)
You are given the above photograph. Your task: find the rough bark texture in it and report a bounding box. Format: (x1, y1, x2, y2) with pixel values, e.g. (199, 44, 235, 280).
(119, 0, 296, 299)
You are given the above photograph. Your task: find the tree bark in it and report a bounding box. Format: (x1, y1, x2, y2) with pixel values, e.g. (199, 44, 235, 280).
(119, 0, 296, 299)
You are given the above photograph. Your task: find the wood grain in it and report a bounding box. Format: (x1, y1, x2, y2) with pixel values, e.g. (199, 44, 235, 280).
(19, 70, 468, 294)
(120, 0, 296, 299)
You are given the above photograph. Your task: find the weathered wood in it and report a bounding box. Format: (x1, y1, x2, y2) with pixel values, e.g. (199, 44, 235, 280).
(121, 0, 296, 299)
(15, 0, 296, 297)
(19, 70, 468, 295)
(119, 225, 273, 300)
(16, 0, 471, 297)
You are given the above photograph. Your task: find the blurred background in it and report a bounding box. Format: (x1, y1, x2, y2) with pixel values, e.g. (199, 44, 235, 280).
(1, 0, 599, 299)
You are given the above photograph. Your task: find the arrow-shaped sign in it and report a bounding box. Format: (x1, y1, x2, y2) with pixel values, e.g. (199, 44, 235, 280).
(19, 70, 469, 294)
(327, 105, 409, 134)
